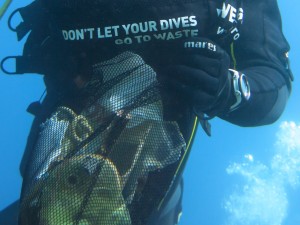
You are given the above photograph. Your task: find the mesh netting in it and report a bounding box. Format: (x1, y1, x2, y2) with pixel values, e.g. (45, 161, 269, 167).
(20, 51, 186, 225)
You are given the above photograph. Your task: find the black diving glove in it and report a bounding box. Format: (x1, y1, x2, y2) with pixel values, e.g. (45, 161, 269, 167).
(160, 38, 235, 118)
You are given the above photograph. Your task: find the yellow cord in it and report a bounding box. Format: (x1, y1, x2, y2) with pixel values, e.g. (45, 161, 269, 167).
(230, 42, 237, 70)
(158, 116, 199, 210)
(0, 0, 12, 20)
(157, 42, 237, 211)
(174, 116, 198, 176)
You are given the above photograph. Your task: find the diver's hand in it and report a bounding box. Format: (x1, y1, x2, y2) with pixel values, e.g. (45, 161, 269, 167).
(160, 38, 233, 117)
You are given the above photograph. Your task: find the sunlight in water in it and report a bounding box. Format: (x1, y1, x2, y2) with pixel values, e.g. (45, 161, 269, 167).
(224, 121, 300, 225)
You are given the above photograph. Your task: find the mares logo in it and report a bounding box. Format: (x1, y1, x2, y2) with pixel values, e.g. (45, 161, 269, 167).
(61, 16, 199, 45)
(184, 41, 217, 52)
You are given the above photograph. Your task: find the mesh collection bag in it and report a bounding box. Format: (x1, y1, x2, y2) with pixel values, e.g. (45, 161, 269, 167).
(19, 51, 186, 225)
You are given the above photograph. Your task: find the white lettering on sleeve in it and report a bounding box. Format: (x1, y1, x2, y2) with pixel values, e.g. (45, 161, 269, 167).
(221, 3, 231, 19)
(229, 6, 237, 23)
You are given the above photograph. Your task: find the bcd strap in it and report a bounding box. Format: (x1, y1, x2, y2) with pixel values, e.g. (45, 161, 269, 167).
(1, 55, 45, 75)
(8, 1, 47, 41)
(1, 0, 54, 75)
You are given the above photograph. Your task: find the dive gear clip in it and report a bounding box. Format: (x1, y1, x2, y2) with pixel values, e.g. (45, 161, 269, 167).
(1, 56, 18, 75)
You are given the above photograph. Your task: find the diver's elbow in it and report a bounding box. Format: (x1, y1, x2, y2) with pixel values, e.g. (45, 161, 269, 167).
(256, 85, 291, 126)
(221, 84, 291, 127)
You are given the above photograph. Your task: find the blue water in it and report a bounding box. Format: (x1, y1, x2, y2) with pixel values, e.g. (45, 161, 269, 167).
(1, 0, 300, 225)
(181, 120, 300, 225)
(180, 0, 300, 224)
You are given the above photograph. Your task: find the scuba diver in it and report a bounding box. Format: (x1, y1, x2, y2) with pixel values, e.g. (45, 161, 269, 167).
(0, 0, 293, 224)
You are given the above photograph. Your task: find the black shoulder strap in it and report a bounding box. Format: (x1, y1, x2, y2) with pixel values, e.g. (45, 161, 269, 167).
(8, 1, 44, 41)
(1, 0, 55, 75)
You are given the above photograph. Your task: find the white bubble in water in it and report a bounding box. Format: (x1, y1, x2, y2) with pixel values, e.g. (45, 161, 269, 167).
(223, 121, 300, 225)
(244, 154, 254, 162)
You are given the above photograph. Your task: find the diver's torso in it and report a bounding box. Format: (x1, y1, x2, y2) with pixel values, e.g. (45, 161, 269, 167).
(17, 1, 246, 224)
(57, 0, 243, 139)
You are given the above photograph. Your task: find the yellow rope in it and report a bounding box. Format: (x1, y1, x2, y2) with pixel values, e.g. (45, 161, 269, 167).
(0, 0, 12, 20)
(158, 116, 199, 209)
(157, 42, 237, 210)
(230, 42, 237, 70)
(174, 116, 198, 176)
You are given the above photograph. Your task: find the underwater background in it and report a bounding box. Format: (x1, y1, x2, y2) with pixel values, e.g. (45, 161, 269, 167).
(0, 0, 299, 224)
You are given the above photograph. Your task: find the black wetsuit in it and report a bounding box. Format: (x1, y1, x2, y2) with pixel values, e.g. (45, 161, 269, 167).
(0, 0, 293, 224)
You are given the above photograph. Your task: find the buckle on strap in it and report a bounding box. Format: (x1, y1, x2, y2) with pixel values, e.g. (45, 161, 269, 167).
(1, 56, 19, 75)
(1, 55, 43, 75)
(8, 1, 46, 41)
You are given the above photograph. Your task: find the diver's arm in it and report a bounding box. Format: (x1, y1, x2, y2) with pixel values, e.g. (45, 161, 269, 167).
(220, 0, 293, 127)
(220, 65, 292, 126)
